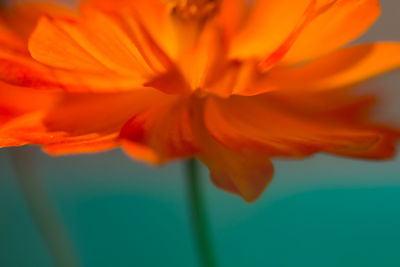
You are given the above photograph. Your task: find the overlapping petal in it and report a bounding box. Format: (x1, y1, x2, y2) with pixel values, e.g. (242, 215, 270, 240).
(0, 81, 59, 147)
(0, 2, 123, 92)
(120, 96, 199, 164)
(233, 42, 400, 96)
(204, 93, 398, 160)
(1, 89, 163, 154)
(177, 19, 225, 92)
(1, 1, 175, 93)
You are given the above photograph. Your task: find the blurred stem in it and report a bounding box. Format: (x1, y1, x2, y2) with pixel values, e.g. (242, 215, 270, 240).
(9, 148, 80, 267)
(186, 158, 217, 267)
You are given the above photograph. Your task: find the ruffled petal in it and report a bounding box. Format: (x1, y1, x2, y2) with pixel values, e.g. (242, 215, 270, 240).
(1, 111, 119, 153)
(204, 93, 399, 160)
(0, 89, 162, 154)
(282, 0, 381, 64)
(120, 96, 199, 164)
(0, 82, 59, 148)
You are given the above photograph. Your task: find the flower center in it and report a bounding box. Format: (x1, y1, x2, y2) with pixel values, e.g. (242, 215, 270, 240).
(169, 0, 219, 21)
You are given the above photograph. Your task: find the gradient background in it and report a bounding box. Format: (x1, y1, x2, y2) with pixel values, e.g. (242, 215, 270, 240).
(1, 0, 400, 266)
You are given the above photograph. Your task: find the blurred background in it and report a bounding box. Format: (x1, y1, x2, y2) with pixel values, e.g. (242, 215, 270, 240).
(1, 0, 400, 266)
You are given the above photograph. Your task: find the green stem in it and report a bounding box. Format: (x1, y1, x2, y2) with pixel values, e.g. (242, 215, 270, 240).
(186, 158, 217, 267)
(9, 148, 81, 267)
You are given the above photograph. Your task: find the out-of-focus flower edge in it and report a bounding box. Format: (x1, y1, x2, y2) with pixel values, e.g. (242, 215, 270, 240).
(0, 0, 399, 202)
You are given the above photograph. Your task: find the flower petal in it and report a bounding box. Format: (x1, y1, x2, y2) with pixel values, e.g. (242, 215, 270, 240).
(28, 16, 109, 73)
(268, 42, 400, 91)
(229, 0, 313, 60)
(218, 0, 248, 42)
(0, 53, 148, 92)
(0, 81, 57, 120)
(0, 2, 106, 92)
(28, 8, 172, 92)
(282, 0, 381, 64)
(43, 133, 120, 155)
(198, 145, 274, 203)
(189, 101, 274, 202)
(120, 97, 199, 164)
(85, 0, 179, 60)
(0, 1, 175, 93)
(204, 93, 398, 160)
(0, 81, 59, 147)
(178, 20, 225, 91)
(29, 14, 159, 75)
(0, 89, 162, 154)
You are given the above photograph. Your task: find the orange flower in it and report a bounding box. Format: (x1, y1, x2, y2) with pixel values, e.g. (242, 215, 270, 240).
(1, 0, 400, 201)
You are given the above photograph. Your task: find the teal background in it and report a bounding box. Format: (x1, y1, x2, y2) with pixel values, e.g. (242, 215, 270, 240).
(1, 0, 400, 266)
(1, 146, 400, 267)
